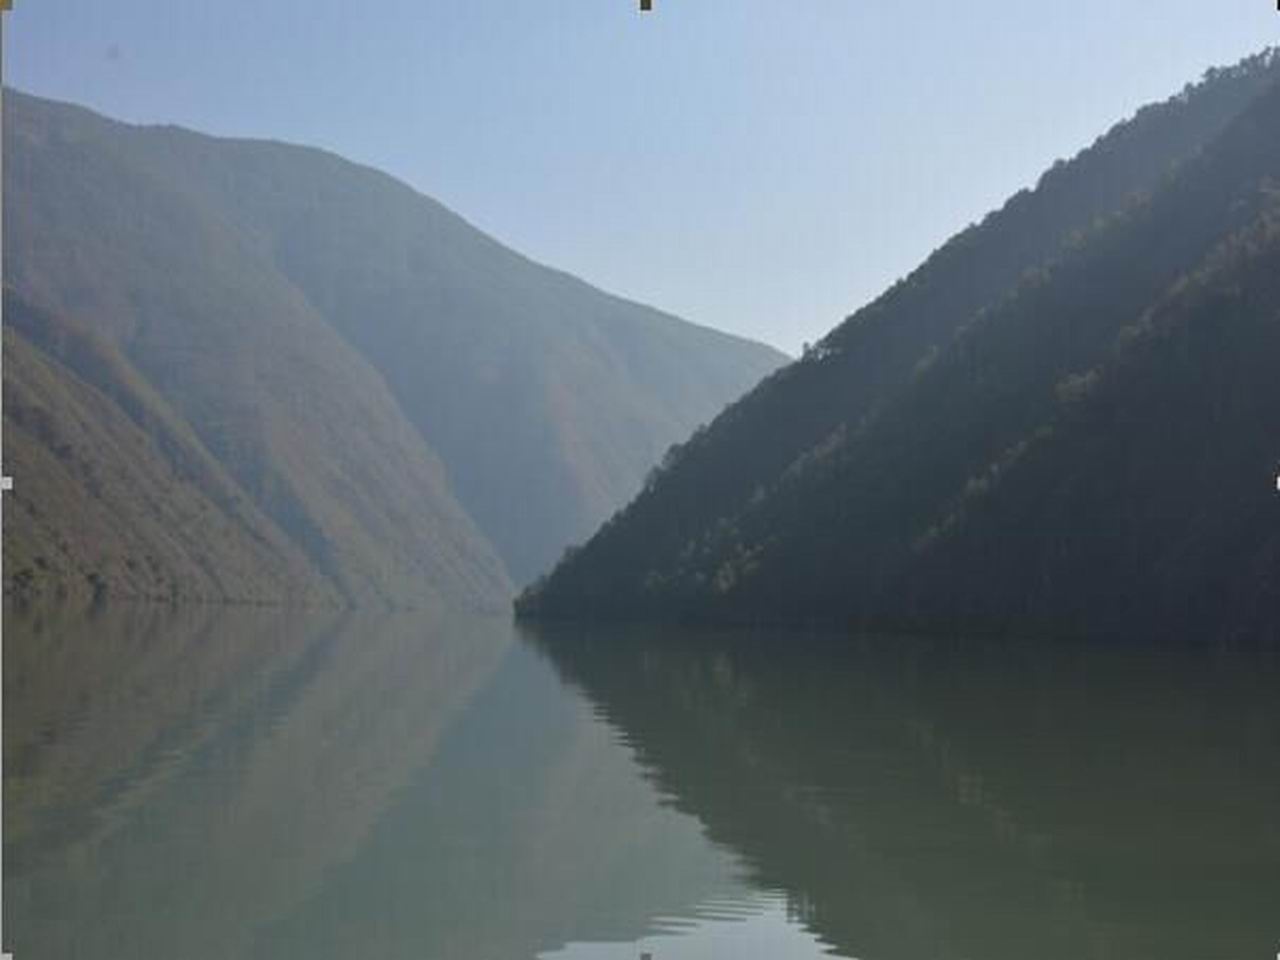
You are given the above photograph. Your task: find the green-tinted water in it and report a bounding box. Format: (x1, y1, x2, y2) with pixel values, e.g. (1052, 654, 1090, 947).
(5, 605, 1278, 959)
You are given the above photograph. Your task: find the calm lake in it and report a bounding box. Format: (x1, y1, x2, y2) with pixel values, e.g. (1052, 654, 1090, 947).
(4, 604, 1278, 959)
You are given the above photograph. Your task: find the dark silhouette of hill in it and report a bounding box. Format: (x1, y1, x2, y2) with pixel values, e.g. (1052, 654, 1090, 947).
(2, 92, 784, 605)
(519, 50, 1280, 640)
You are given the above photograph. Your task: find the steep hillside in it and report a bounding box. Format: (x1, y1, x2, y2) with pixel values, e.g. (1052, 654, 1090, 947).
(142, 128, 786, 582)
(6, 96, 513, 608)
(3, 295, 330, 605)
(519, 51, 1280, 640)
(896, 209, 1280, 638)
(3, 93, 783, 604)
(6, 92, 784, 588)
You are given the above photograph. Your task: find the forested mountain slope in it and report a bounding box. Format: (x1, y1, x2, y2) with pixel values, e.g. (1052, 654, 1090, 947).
(519, 51, 1280, 640)
(3, 92, 783, 605)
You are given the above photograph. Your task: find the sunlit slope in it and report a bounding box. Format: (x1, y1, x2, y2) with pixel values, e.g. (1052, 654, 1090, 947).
(3, 92, 783, 602)
(144, 126, 787, 582)
(6, 95, 511, 607)
(2, 295, 333, 605)
(520, 52, 1280, 639)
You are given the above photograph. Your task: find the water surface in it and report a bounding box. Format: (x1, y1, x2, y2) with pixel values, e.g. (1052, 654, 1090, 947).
(5, 605, 1278, 958)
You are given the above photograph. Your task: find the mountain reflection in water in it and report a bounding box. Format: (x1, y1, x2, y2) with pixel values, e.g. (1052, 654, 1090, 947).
(5, 604, 1278, 959)
(529, 625, 1280, 960)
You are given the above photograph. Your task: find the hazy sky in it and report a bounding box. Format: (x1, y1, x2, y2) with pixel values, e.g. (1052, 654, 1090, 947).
(8, 1, 1277, 353)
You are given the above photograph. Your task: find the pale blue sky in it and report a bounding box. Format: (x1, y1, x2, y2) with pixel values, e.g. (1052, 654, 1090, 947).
(7, 1, 1278, 352)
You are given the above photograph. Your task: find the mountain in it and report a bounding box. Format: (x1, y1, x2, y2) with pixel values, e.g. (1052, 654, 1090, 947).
(2, 92, 784, 606)
(3, 294, 335, 606)
(518, 50, 1280, 640)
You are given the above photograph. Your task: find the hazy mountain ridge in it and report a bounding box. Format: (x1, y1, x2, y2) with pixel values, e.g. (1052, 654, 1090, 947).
(2, 91, 784, 605)
(118, 117, 785, 581)
(519, 51, 1280, 640)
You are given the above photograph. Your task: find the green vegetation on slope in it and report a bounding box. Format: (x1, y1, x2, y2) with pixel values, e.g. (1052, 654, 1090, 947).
(519, 51, 1280, 640)
(897, 207, 1280, 638)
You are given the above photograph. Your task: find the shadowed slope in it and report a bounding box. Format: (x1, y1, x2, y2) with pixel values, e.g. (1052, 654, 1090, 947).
(520, 51, 1280, 639)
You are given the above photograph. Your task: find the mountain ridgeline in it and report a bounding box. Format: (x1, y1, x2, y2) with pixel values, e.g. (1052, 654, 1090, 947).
(518, 51, 1280, 640)
(2, 92, 785, 606)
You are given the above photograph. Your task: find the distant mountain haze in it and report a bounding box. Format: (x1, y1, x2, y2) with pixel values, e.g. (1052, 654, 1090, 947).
(2, 91, 785, 606)
(519, 51, 1280, 641)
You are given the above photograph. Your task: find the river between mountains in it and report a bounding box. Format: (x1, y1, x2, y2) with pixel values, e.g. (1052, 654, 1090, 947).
(4, 604, 1278, 959)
